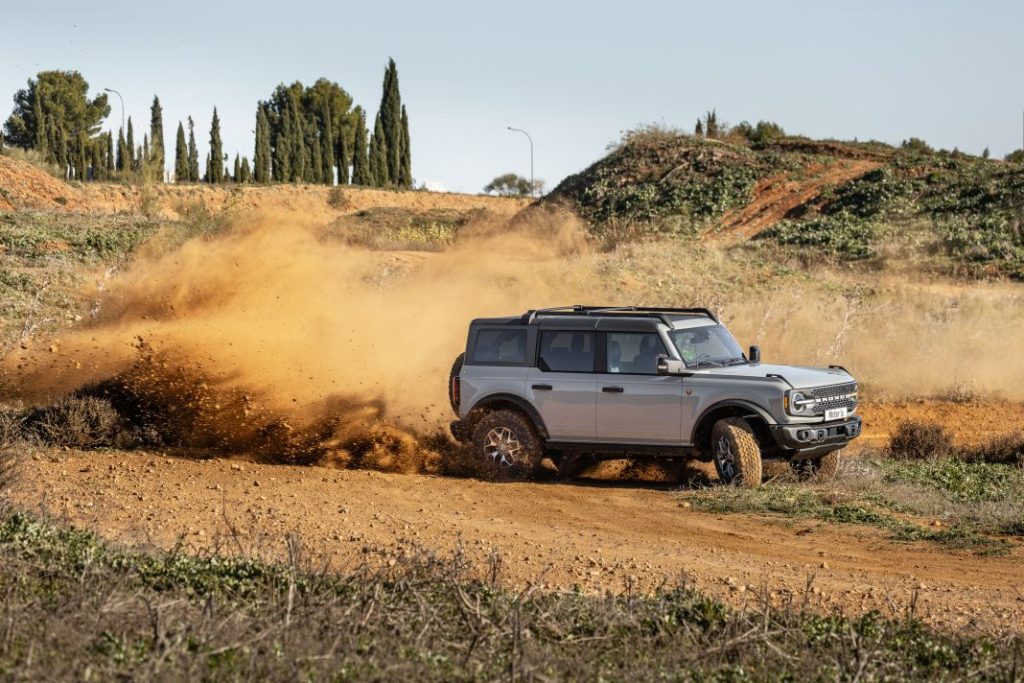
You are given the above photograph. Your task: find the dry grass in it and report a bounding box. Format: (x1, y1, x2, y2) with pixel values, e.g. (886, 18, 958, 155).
(0, 511, 1020, 680)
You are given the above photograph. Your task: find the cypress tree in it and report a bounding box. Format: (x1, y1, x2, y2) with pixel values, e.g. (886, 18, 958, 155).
(321, 104, 335, 185)
(117, 127, 128, 172)
(233, 153, 241, 182)
(240, 157, 251, 183)
(106, 132, 115, 175)
(174, 122, 188, 182)
(351, 110, 370, 186)
(308, 120, 323, 184)
(369, 112, 389, 187)
(187, 117, 199, 182)
(208, 108, 224, 184)
(45, 116, 58, 163)
(143, 134, 149, 169)
(337, 124, 350, 185)
(695, 119, 704, 137)
(276, 105, 292, 182)
(149, 95, 165, 176)
(378, 58, 402, 184)
(74, 131, 87, 180)
(126, 117, 135, 171)
(290, 100, 305, 182)
(32, 93, 46, 155)
(254, 105, 272, 183)
(91, 139, 103, 181)
(399, 105, 411, 187)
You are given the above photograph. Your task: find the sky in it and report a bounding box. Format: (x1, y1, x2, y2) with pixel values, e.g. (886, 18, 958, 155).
(3, 0, 1023, 193)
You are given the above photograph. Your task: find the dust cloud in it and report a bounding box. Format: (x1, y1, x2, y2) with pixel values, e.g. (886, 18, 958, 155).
(0, 207, 595, 466)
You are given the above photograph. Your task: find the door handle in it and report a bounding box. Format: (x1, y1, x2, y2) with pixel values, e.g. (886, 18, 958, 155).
(532, 384, 553, 391)
(602, 386, 624, 393)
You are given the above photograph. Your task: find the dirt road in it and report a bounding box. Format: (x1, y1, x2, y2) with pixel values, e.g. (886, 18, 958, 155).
(14, 440, 1023, 636)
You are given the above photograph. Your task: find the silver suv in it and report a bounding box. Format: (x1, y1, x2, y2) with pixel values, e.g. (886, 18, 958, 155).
(448, 306, 861, 486)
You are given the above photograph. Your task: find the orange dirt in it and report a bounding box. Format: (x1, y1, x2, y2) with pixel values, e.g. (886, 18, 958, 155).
(856, 399, 1024, 450)
(0, 156, 87, 211)
(11, 399, 1024, 636)
(709, 159, 881, 240)
(0, 154, 529, 219)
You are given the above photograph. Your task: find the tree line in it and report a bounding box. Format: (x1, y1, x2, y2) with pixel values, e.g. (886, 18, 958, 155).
(1, 61, 412, 187)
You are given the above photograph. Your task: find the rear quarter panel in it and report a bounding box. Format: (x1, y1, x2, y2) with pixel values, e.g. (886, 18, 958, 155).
(459, 365, 529, 419)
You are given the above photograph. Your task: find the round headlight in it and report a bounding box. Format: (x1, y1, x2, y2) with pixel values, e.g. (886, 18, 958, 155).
(790, 391, 812, 414)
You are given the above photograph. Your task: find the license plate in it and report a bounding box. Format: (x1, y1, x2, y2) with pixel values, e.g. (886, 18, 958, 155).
(825, 407, 848, 421)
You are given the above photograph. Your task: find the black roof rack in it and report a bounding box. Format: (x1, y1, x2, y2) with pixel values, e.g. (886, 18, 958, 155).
(525, 305, 717, 327)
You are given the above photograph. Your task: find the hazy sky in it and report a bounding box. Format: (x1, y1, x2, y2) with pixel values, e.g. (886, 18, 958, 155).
(3, 0, 1023, 193)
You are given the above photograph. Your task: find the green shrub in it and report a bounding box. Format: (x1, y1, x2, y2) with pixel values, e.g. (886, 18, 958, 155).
(760, 212, 876, 259)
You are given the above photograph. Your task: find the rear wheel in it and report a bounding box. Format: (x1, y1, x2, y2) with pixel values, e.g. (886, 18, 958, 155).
(471, 409, 544, 479)
(710, 417, 763, 488)
(790, 450, 841, 480)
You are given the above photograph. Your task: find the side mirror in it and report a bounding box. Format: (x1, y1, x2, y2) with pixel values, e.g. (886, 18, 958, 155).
(749, 345, 761, 363)
(657, 355, 685, 375)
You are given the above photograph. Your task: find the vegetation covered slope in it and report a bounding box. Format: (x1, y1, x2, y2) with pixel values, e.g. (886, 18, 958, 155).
(552, 128, 1024, 279)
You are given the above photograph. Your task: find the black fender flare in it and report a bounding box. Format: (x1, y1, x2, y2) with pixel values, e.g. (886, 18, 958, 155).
(467, 393, 550, 440)
(690, 399, 776, 447)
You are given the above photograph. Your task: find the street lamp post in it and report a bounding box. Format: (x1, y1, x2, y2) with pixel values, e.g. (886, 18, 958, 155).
(104, 88, 125, 133)
(507, 126, 534, 196)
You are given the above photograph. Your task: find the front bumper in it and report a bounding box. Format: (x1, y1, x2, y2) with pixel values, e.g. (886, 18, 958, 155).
(769, 416, 862, 457)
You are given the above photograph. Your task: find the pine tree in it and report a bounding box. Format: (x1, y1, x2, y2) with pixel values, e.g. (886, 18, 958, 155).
(187, 117, 199, 182)
(149, 95, 165, 177)
(233, 153, 241, 182)
(174, 122, 188, 182)
(116, 127, 128, 172)
(254, 105, 272, 183)
(351, 110, 370, 186)
(398, 105, 411, 186)
(126, 117, 136, 171)
(378, 58, 403, 184)
(337, 124, 350, 185)
(208, 108, 224, 183)
(321, 103, 335, 185)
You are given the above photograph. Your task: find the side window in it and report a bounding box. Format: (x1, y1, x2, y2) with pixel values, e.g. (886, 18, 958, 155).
(538, 331, 595, 373)
(470, 328, 527, 365)
(607, 332, 667, 374)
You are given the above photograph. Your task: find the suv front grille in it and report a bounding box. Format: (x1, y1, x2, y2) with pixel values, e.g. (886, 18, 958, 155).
(810, 382, 858, 414)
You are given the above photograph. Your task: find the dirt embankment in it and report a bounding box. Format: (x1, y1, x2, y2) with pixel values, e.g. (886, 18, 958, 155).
(0, 154, 529, 219)
(709, 159, 881, 240)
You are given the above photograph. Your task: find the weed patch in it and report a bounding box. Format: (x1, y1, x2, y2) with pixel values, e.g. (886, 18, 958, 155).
(0, 511, 1021, 680)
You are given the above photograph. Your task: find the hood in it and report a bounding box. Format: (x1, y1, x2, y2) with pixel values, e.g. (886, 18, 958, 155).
(690, 363, 854, 389)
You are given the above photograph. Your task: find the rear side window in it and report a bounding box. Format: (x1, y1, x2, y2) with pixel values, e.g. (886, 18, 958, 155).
(538, 331, 595, 373)
(470, 328, 527, 364)
(607, 332, 666, 374)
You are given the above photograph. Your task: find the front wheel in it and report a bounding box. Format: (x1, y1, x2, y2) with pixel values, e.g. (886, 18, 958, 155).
(710, 418, 763, 488)
(471, 409, 544, 479)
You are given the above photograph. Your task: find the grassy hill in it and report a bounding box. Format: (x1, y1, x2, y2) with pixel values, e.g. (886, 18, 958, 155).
(551, 128, 1024, 279)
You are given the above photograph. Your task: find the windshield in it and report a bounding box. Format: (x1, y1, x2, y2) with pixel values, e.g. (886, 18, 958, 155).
(669, 325, 746, 367)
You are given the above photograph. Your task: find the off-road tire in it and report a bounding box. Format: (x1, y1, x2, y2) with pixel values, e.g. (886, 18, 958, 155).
(790, 450, 841, 480)
(710, 417, 763, 488)
(471, 409, 544, 480)
(448, 353, 465, 413)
